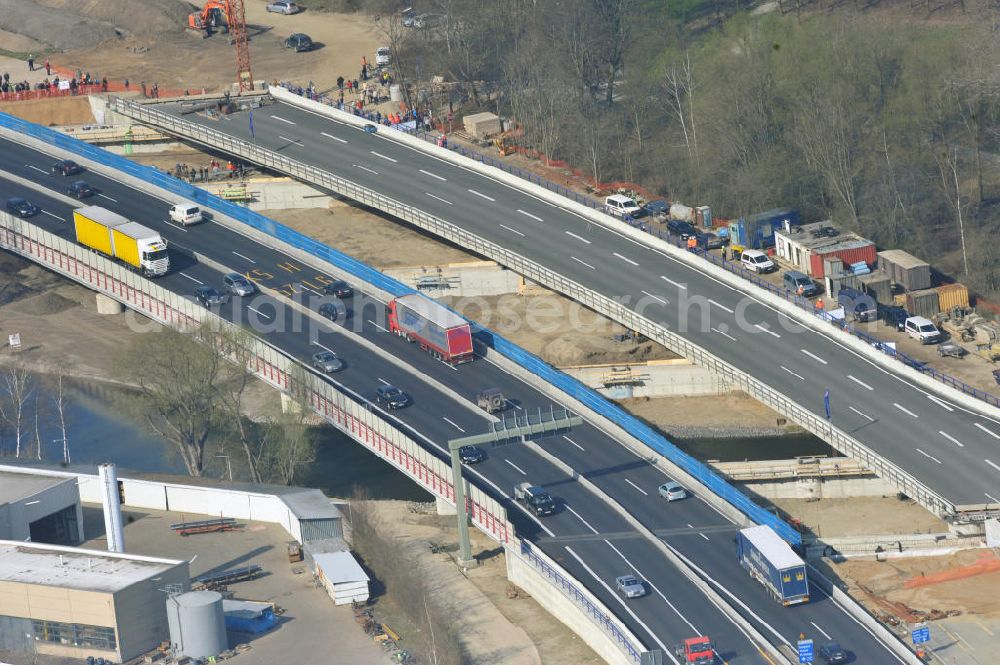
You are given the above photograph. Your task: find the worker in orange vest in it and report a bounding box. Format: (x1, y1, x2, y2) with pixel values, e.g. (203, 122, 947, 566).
(687, 235, 697, 251)
(816, 297, 824, 311)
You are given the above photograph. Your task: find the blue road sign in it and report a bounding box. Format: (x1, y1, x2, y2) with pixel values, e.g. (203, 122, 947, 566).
(798, 638, 814, 664)
(912, 626, 930, 644)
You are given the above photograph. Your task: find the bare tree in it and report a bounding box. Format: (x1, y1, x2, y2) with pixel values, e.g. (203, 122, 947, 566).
(49, 374, 71, 465)
(663, 51, 699, 160)
(267, 367, 316, 486)
(0, 366, 35, 458)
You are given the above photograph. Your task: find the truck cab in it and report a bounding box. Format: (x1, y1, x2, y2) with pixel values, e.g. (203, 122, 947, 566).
(514, 482, 556, 516)
(674, 636, 715, 665)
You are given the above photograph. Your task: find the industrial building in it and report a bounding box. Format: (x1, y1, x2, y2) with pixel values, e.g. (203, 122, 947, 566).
(0, 470, 84, 545)
(0, 540, 189, 662)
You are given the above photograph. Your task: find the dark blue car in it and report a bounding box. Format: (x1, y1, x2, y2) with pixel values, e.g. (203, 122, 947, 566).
(5, 197, 40, 218)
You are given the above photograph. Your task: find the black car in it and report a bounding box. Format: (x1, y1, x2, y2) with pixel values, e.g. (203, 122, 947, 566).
(667, 219, 696, 239)
(284, 33, 314, 52)
(195, 286, 228, 307)
(818, 642, 847, 664)
(322, 279, 354, 298)
(5, 197, 39, 218)
(66, 180, 95, 199)
(318, 302, 345, 321)
(375, 384, 408, 409)
(879, 304, 909, 332)
(458, 445, 486, 464)
(51, 159, 82, 176)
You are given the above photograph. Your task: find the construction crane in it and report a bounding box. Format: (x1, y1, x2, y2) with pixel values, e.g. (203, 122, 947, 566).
(187, 0, 254, 93)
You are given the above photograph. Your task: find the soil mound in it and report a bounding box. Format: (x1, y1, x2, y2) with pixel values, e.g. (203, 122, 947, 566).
(11, 291, 77, 315)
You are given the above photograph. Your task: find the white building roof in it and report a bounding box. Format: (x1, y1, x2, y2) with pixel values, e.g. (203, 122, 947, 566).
(0, 472, 70, 506)
(740, 525, 803, 570)
(0, 540, 184, 593)
(314, 551, 369, 585)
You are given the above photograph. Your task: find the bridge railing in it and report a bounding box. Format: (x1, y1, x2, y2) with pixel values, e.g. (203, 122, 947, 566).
(101, 98, 962, 531)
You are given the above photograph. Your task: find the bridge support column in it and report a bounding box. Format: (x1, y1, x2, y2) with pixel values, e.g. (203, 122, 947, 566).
(435, 497, 456, 516)
(280, 392, 301, 414)
(95, 293, 124, 315)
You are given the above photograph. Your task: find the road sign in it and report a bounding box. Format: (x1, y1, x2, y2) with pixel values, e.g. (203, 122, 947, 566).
(912, 625, 930, 644)
(797, 638, 814, 664)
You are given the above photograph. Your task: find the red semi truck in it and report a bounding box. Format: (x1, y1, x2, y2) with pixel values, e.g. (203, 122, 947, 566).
(387, 294, 474, 364)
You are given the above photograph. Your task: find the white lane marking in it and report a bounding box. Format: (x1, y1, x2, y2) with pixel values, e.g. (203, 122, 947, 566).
(894, 403, 919, 418)
(271, 114, 295, 125)
(425, 192, 452, 205)
(707, 298, 733, 313)
(916, 448, 942, 464)
(810, 621, 832, 640)
(565, 231, 592, 245)
(985, 459, 1000, 472)
(517, 209, 542, 222)
(499, 224, 525, 237)
(370, 151, 398, 163)
(781, 366, 805, 381)
(928, 395, 955, 412)
(231, 251, 255, 263)
(26, 164, 47, 174)
(660, 275, 687, 290)
(686, 523, 694, 529)
(699, 533, 710, 541)
(278, 135, 303, 146)
(248, 306, 273, 321)
(564, 505, 599, 535)
(442, 417, 465, 432)
(641, 290, 668, 305)
(311, 341, 337, 354)
(98, 193, 117, 203)
(754, 323, 780, 338)
(353, 164, 379, 175)
(975, 423, 1000, 440)
(320, 131, 347, 143)
(367, 319, 389, 333)
(505, 459, 527, 475)
(563, 547, 672, 656)
(848, 375, 873, 391)
(800, 349, 828, 365)
(377, 377, 391, 385)
(468, 188, 495, 202)
(180, 273, 205, 285)
(987, 493, 1000, 503)
(419, 168, 446, 181)
(166, 219, 189, 232)
(571, 256, 596, 270)
(939, 430, 964, 447)
(849, 406, 875, 421)
(563, 435, 585, 452)
(613, 252, 638, 266)
(41, 210, 62, 220)
(712, 327, 736, 341)
(624, 479, 648, 496)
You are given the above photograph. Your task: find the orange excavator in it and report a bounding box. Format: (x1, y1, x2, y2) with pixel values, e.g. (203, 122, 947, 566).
(187, 0, 231, 35)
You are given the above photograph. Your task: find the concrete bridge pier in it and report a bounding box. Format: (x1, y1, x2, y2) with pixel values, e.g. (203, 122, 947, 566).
(95, 293, 124, 314)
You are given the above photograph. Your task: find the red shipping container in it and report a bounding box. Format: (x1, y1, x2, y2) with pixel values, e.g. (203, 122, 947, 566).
(809, 242, 877, 279)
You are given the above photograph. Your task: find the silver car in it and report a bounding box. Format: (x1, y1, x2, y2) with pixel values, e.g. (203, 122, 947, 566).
(223, 272, 256, 296)
(658, 481, 688, 501)
(266, 1, 300, 14)
(615, 575, 646, 599)
(312, 351, 344, 373)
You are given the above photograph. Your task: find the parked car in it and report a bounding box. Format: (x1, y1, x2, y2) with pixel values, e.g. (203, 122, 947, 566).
(401, 7, 417, 26)
(169, 202, 203, 226)
(904, 316, 942, 344)
(223, 272, 256, 296)
(740, 248, 776, 274)
(605, 194, 642, 219)
(658, 481, 688, 501)
(66, 180, 95, 199)
(323, 279, 354, 298)
(615, 575, 647, 599)
(879, 304, 909, 332)
(375, 384, 409, 409)
(696, 232, 725, 250)
(5, 197, 39, 218)
(51, 159, 82, 176)
(266, 0, 300, 14)
(667, 219, 696, 240)
(818, 642, 848, 664)
(837, 287, 876, 322)
(318, 302, 345, 321)
(783, 270, 818, 297)
(458, 445, 486, 464)
(195, 286, 228, 307)
(375, 46, 392, 66)
(312, 351, 344, 373)
(412, 12, 445, 28)
(284, 33, 314, 52)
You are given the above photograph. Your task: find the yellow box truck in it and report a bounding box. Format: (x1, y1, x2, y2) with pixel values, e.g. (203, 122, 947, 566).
(73, 206, 169, 277)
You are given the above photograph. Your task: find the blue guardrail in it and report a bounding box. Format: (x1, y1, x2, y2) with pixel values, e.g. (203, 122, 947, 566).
(0, 109, 802, 545)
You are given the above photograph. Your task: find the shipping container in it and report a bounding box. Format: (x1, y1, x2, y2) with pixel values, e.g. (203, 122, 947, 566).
(809, 241, 877, 279)
(878, 250, 931, 292)
(736, 525, 809, 605)
(906, 288, 940, 320)
(936, 283, 970, 313)
(387, 294, 474, 364)
(859, 273, 892, 305)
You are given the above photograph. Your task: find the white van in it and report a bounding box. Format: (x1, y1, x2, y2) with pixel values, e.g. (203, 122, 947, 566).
(605, 194, 642, 219)
(169, 203, 203, 226)
(904, 316, 942, 344)
(740, 249, 776, 274)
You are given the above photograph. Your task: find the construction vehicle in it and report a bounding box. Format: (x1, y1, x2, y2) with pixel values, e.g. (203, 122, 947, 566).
(736, 525, 809, 605)
(188, 0, 230, 34)
(186, 0, 254, 94)
(493, 136, 516, 156)
(73, 206, 169, 277)
(387, 294, 474, 364)
(674, 636, 715, 664)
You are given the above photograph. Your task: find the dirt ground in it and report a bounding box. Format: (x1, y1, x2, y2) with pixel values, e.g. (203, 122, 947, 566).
(767, 496, 948, 539)
(365, 500, 600, 665)
(0, 94, 94, 126)
(620, 392, 787, 433)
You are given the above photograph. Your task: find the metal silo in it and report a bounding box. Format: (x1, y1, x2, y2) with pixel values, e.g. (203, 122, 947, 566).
(166, 590, 228, 658)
